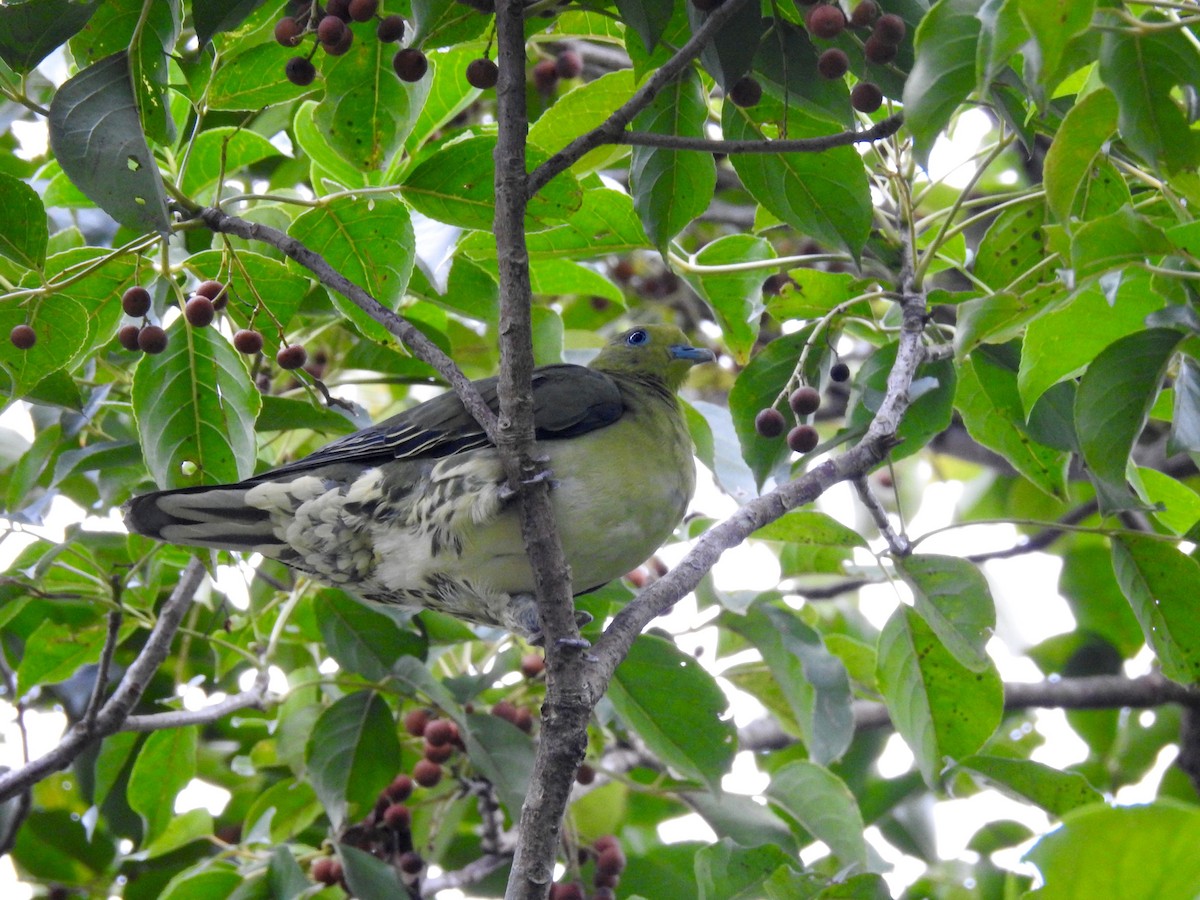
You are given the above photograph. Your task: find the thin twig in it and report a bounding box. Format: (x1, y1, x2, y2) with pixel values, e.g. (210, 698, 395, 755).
(854, 476, 910, 556)
(83, 608, 124, 731)
(617, 114, 904, 153)
(120, 667, 271, 732)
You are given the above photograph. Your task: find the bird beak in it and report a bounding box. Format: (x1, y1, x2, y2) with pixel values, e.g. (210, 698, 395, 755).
(669, 344, 715, 363)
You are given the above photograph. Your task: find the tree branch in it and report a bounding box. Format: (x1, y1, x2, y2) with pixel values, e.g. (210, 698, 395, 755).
(0, 559, 205, 803)
(617, 114, 904, 153)
(120, 667, 270, 732)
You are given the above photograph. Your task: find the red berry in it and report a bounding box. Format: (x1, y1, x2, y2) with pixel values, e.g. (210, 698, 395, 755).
(404, 709, 430, 737)
(9, 324, 35, 350)
(233, 329, 264, 355)
(325, 0, 351, 20)
(412, 758, 442, 787)
(576, 763, 596, 785)
(324, 25, 354, 56)
(593, 836, 619, 854)
(728, 76, 762, 107)
(387, 774, 414, 801)
(807, 5, 846, 39)
(549, 884, 584, 900)
(138, 325, 168, 355)
(276, 344, 308, 370)
(787, 424, 820, 454)
(185, 296, 215, 327)
(424, 719, 455, 746)
(492, 700, 519, 724)
(555, 50, 582, 79)
(311, 857, 337, 885)
(596, 844, 626, 876)
(850, 0, 880, 27)
(514, 707, 534, 733)
(817, 48, 849, 79)
(398, 851, 424, 875)
(122, 286, 152, 317)
(118, 324, 141, 351)
(382, 802, 411, 829)
(393, 48, 428, 82)
(874, 13, 907, 45)
(830, 361, 851, 382)
(194, 280, 227, 308)
(466, 57, 499, 89)
(424, 741, 453, 763)
(593, 872, 621, 889)
(851, 82, 883, 113)
(348, 0, 378, 22)
(863, 35, 897, 64)
(755, 408, 786, 438)
(285, 57, 316, 86)
(789, 386, 821, 416)
(520, 654, 545, 678)
(274, 17, 303, 47)
(532, 58, 558, 91)
(317, 15, 346, 45)
(377, 15, 406, 42)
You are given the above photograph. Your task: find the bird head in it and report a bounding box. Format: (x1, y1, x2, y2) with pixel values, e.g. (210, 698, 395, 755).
(589, 325, 715, 391)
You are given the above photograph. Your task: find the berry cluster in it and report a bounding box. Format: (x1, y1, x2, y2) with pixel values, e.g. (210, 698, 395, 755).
(549, 835, 627, 900)
(532, 50, 584, 93)
(754, 358, 851, 454)
(273, 0, 419, 86)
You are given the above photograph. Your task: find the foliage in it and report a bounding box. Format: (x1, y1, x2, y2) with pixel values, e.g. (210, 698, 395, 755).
(0, 0, 1199, 898)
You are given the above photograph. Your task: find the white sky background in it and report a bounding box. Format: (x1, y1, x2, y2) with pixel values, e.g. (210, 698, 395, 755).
(0, 79, 1175, 898)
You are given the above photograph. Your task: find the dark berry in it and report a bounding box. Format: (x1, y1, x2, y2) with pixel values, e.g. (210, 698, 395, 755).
(863, 35, 897, 64)
(424, 741, 453, 763)
(398, 851, 424, 875)
(611, 258, 635, 282)
(690, 0, 723, 9)
(466, 57, 499, 89)
(276, 344, 308, 370)
(549, 884, 584, 900)
(317, 15, 346, 46)
(137, 325, 168, 355)
(830, 361, 851, 382)
(762, 273, 792, 295)
(194, 280, 227, 308)
(311, 857, 337, 885)
(185, 296, 215, 327)
(393, 48, 428, 82)
(412, 758, 442, 787)
(9, 324, 35, 350)
(596, 844, 626, 875)
(555, 50, 582, 79)
(325, 0, 351, 20)
(817, 48, 849, 79)
(325, 25, 354, 56)
(118, 324, 141, 351)
(787, 424, 820, 454)
(576, 763, 596, 785)
(520, 654, 545, 678)
(851, 82, 883, 113)
(377, 14, 406, 42)
(348, 0, 378, 22)
(286, 56, 317, 86)
(874, 13, 907, 45)
(593, 872, 621, 889)
(593, 836, 619, 853)
(728, 76, 762, 107)
(492, 700, 519, 724)
(382, 802, 410, 829)
(532, 58, 558, 91)
(122, 286, 152, 317)
(807, 5, 846, 39)
(424, 719, 455, 747)
(850, 0, 880, 27)
(789, 386, 821, 416)
(233, 329, 264, 355)
(274, 16, 303, 47)
(403, 709, 431, 737)
(755, 408, 786, 438)
(514, 707, 534, 733)
(387, 774, 414, 801)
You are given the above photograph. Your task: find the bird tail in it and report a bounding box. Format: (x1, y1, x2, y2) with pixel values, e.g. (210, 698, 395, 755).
(124, 484, 287, 555)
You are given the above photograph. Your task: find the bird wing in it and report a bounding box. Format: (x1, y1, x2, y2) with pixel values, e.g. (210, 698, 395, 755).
(247, 364, 625, 481)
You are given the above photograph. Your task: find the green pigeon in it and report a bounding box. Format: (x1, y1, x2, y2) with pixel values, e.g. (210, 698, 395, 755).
(125, 325, 713, 639)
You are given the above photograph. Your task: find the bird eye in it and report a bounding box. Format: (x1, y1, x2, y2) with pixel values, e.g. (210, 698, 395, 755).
(626, 329, 649, 346)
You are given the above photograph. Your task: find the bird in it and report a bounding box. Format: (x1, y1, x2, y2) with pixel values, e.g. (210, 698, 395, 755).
(125, 325, 714, 640)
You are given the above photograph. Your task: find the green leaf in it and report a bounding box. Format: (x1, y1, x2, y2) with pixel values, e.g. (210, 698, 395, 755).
(16, 618, 109, 696)
(339, 844, 404, 899)
(630, 72, 715, 251)
(208, 40, 319, 110)
(1169, 356, 1200, 454)
(1058, 543, 1144, 657)
(289, 194, 414, 343)
(732, 604, 853, 765)
(897, 554, 997, 672)
(753, 510, 866, 548)
(179, 127, 282, 198)
(10, 810, 115, 887)
(690, 0, 763, 89)
(131, 319, 260, 489)
(903, 0, 983, 165)
(972, 199, 1050, 295)
(0, 0, 99, 73)
(960, 755, 1102, 816)
(0, 293, 88, 398)
(47, 53, 170, 235)
(193, 0, 269, 45)
(876, 606, 1003, 786)
(528, 69, 636, 175)
(158, 866, 242, 900)
(615, 0, 674, 53)
(242, 778, 322, 844)
(1026, 803, 1200, 900)
(724, 99, 872, 257)
(1070, 207, 1172, 279)
(128, 727, 198, 844)
(1074, 327, 1181, 512)
(753, 19, 853, 128)
(1018, 277, 1165, 411)
(956, 352, 1070, 499)
(306, 691, 401, 828)
(683, 790, 798, 853)
(1043, 88, 1119, 225)
(0, 173, 47, 270)
(462, 712, 535, 824)
(1112, 535, 1200, 684)
(695, 839, 799, 900)
(1098, 20, 1200, 173)
(140, 808, 213, 859)
(256, 396, 358, 436)
(682, 235, 773, 364)
(609, 635, 737, 790)
(766, 269, 860, 322)
(315, 591, 426, 681)
(766, 761, 868, 868)
(1018, 0, 1094, 91)
(403, 136, 581, 232)
(267, 846, 311, 899)
(1134, 468, 1200, 537)
(125, 0, 179, 145)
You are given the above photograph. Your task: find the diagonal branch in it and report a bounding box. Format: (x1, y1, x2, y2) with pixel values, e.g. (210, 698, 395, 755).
(618, 114, 904, 153)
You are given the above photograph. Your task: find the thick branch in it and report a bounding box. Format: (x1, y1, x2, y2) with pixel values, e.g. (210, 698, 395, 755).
(120, 667, 270, 732)
(618, 115, 904, 153)
(0, 559, 205, 803)
(526, 0, 755, 197)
